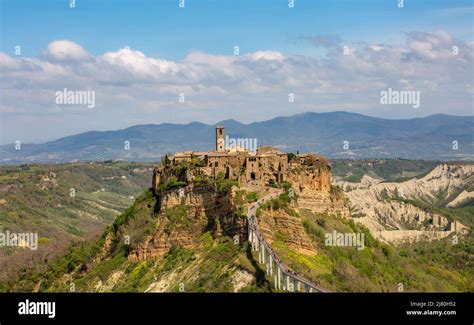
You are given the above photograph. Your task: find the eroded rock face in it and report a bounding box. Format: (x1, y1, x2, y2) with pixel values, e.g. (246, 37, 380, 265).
(447, 190, 474, 208)
(354, 200, 451, 232)
(372, 230, 454, 245)
(128, 230, 196, 262)
(287, 165, 331, 192)
(285, 163, 350, 218)
(295, 189, 350, 218)
(258, 209, 316, 255)
(337, 164, 474, 203)
(334, 164, 472, 244)
(128, 186, 245, 261)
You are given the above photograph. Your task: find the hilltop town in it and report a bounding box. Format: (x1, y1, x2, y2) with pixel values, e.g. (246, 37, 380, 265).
(153, 126, 332, 193)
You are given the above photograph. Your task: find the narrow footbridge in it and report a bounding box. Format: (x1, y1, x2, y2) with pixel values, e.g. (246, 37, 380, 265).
(247, 191, 328, 293)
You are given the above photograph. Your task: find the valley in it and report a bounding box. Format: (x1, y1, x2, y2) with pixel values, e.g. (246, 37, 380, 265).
(0, 159, 472, 292)
(0, 162, 153, 281)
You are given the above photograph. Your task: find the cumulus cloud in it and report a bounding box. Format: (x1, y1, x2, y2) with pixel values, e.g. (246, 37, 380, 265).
(101, 48, 180, 76)
(249, 51, 286, 61)
(0, 31, 472, 143)
(406, 30, 457, 60)
(42, 40, 92, 62)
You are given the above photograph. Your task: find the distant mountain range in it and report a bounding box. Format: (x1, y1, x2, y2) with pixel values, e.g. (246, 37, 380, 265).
(1, 111, 473, 163)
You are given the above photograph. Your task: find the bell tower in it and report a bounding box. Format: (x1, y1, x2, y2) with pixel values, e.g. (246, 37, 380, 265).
(216, 125, 225, 152)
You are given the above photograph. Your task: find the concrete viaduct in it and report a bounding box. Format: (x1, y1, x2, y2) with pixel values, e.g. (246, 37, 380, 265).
(246, 191, 328, 293)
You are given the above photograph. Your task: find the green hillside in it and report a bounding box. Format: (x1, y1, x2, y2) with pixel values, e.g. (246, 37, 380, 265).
(259, 197, 473, 292)
(4, 188, 472, 293)
(3, 190, 270, 293)
(0, 162, 154, 281)
(1, 159, 471, 292)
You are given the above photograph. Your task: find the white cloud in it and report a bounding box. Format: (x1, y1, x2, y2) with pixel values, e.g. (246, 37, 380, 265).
(0, 31, 472, 144)
(369, 45, 384, 52)
(101, 48, 180, 77)
(406, 31, 457, 60)
(249, 51, 286, 61)
(42, 40, 91, 62)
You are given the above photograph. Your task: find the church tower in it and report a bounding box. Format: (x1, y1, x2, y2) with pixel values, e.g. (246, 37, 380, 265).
(216, 125, 225, 152)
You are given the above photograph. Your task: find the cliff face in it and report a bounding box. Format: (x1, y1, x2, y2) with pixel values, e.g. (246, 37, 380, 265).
(334, 164, 472, 244)
(287, 164, 331, 192)
(295, 189, 350, 218)
(128, 185, 245, 261)
(337, 164, 474, 201)
(285, 166, 350, 218)
(258, 209, 316, 255)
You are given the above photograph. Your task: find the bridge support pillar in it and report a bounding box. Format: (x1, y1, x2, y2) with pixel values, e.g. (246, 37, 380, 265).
(250, 231, 254, 250)
(264, 251, 268, 274)
(269, 256, 273, 275)
(277, 267, 281, 290)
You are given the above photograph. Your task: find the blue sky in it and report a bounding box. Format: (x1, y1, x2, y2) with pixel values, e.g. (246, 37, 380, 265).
(2, 0, 472, 59)
(0, 0, 473, 144)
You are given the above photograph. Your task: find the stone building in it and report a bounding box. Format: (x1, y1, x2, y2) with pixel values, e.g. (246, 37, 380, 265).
(153, 126, 331, 190)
